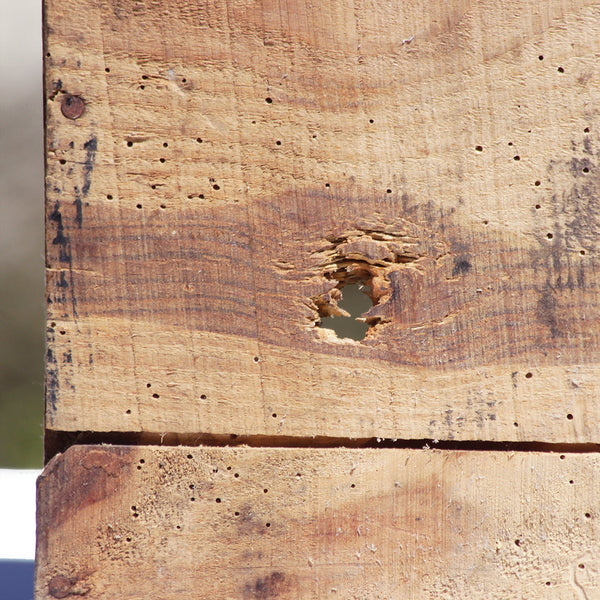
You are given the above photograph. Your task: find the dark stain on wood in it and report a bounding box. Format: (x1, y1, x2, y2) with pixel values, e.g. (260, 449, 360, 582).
(39, 446, 132, 531)
(536, 287, 560, 339)
(48, 201, 71, 264)
(243, 572, 295, 599)
(46, 343, 59, 414)
(73, 136, 98, 228)
(452, 256, 471, 276)
(48, 573, 90, 598)
(55, 178, 600, 368)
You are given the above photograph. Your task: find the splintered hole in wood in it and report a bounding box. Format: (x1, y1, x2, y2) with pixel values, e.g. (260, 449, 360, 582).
(316, 282, 372, 341)
(309, 230, 422, 341)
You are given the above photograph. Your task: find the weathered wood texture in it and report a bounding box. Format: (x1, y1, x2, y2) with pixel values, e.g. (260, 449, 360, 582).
(45, 0, 600, 441)
(36, 445, 600, 599)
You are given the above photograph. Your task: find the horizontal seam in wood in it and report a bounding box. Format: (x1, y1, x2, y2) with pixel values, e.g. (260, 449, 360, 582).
(44, 430, 600, 462)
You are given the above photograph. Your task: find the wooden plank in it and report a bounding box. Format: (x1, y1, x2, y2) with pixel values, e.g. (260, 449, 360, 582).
(45, 0, 600, 442)
(36, 445, 600, 599)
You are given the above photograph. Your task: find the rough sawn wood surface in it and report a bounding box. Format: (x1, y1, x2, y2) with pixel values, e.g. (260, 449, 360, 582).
(45, 0, 600, 440)
(35, 445, 600, 599)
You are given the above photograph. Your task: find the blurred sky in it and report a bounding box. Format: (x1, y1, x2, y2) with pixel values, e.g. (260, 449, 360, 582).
(0, 0, 44, 467)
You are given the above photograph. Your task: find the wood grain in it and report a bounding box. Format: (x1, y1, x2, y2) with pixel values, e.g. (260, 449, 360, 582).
(45, 0, 600, 441)
(35, 445, 600, 599)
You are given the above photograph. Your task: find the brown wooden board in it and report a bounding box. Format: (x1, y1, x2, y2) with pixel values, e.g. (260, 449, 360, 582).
(35, 445, 600, 599)
(45, 0, 600, 442)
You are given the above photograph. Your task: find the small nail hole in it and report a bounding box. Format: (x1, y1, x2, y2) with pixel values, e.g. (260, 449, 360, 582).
(546, 233, 553, 239)
(475, 145, 483, 152)
(534, 180, 541, 186)
(127, 141, 133, 147)
(513, 155, 520, 161)
(525, 372, 533, 378)
(265, 97, 272, 103)
(136, 204, 142, 209)
(196, 137, 203, 143)
(557, 66, 564, 73)
(200, 394, 207, 400)
(584, 127, 590, 133)
(567, 413, 573, 420)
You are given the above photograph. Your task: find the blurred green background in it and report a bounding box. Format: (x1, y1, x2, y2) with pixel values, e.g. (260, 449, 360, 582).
(0, 1, 44, 467)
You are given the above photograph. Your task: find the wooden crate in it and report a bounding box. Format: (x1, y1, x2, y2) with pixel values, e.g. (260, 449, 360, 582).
(39, 0, 600, 598)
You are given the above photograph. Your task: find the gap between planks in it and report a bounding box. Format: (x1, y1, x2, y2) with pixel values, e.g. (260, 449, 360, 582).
(44, 430, 600, 463)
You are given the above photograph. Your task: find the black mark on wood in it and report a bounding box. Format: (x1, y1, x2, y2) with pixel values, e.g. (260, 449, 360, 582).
(452, 257, 471, 276)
